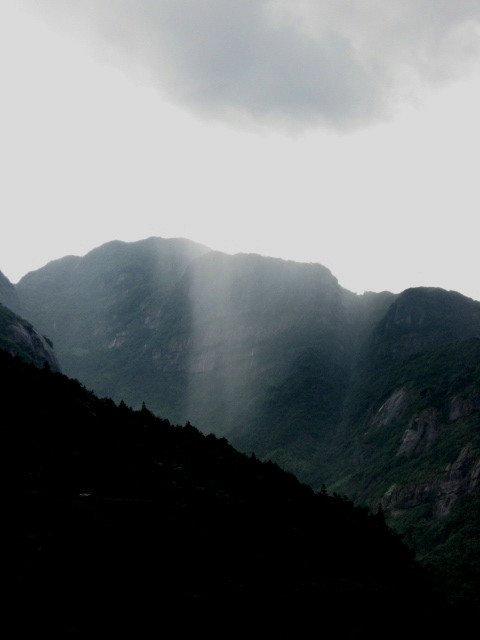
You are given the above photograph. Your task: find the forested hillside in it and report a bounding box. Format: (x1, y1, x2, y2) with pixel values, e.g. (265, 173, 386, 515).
(6, 349, 452, 633)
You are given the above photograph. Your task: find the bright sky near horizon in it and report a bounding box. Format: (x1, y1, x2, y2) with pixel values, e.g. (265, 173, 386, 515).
(1, 1, 479, 300)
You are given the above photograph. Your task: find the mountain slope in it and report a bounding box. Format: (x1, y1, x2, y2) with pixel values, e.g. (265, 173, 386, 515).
(15, 238, 360, 442)
(6, 348, 453, 633)
(0, 268, 58, 370)
(327, 290, 480, 608)
(12, 237, 480, 609)
(0, 269, 18, 308)
(0, 302, 59, 370)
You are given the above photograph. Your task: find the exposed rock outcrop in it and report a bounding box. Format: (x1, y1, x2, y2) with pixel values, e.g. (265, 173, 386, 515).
(382, 444, 480, 518)
(6, 318, 59, 371)
(397, 408, 439, 456)
(449, 391, 480, 421)
(370, 388, 411, 428)
(0, 303, 59, 371)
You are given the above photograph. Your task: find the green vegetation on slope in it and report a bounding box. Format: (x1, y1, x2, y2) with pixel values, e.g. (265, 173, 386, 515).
(6, 348, 452, 634)
(329, 338, 480, 608)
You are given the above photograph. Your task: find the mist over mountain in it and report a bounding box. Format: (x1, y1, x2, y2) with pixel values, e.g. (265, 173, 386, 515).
(10, 236, 480, 607)
(14, 237, 369, 434)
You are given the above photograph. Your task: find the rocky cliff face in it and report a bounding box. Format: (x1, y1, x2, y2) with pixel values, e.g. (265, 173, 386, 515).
(383, 444, 480, 518)
(370, 387, 411, 429)
(378, 384, 480, 519)
(344, 349, 479, 520)
(450, 391, 480, 421)
(396, 407, 439, 456)
(0, 303, 59, 370)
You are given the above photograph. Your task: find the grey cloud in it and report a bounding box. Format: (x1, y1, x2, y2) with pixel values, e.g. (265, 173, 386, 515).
(22, 0, 480, 130)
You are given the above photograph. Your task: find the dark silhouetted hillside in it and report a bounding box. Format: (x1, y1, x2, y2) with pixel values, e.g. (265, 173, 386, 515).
(6, 349, 454, 634)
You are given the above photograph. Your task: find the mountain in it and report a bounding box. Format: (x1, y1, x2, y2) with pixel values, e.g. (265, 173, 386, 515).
(6, 348, 454, 634)
(12, 237, 480, 606)
(0, 270, 59, 370)
(0, 269, 18, 308)
(327, 290, 480, 606)
(14, 237, 210, 402)
(14, 237, 372, 437)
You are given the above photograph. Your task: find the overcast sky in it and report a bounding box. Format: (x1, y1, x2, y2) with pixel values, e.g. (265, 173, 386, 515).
(1, 0, 479, 300)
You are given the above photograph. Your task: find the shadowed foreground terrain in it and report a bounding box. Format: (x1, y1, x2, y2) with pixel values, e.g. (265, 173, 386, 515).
(7, 349, 464, 634)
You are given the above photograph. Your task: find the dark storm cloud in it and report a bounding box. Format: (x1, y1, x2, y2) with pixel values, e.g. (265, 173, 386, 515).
(23, 0, 480, 130)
